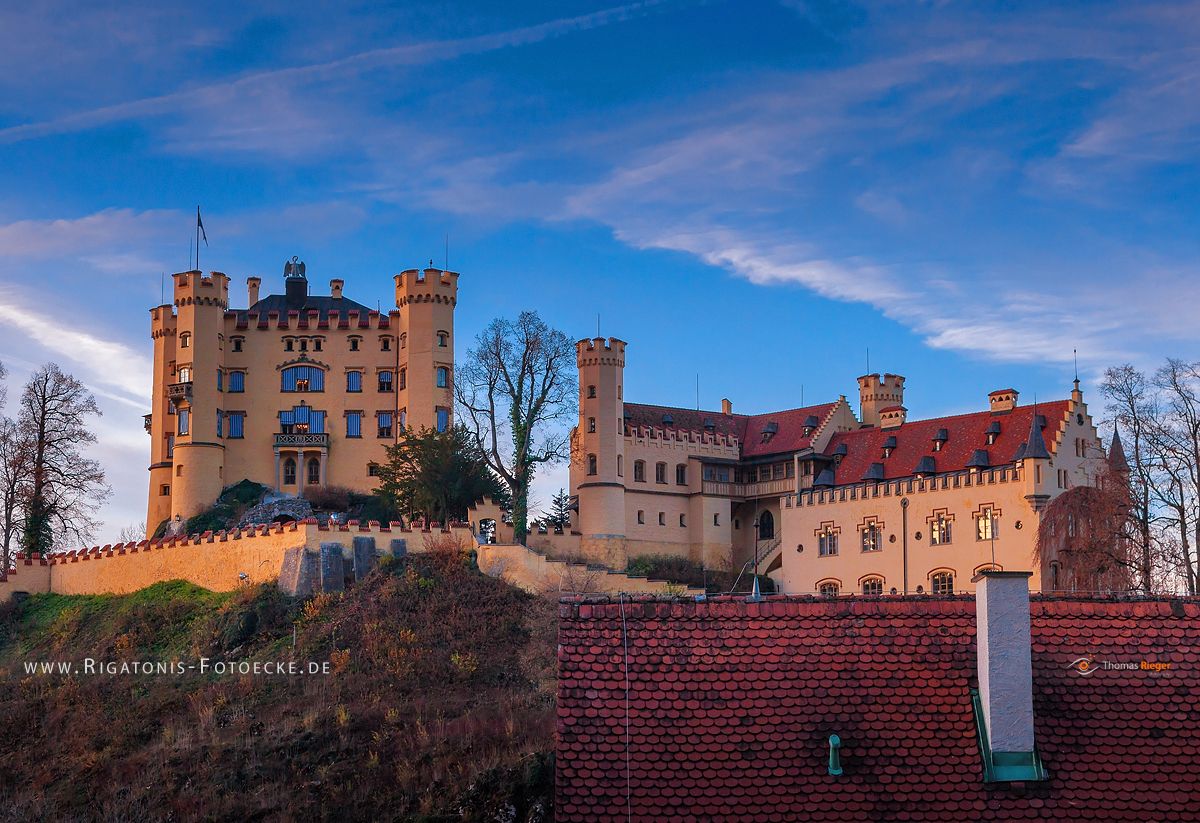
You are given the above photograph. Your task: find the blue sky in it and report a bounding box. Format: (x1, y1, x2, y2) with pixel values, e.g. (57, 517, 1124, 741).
(0, 0, 1196, 541)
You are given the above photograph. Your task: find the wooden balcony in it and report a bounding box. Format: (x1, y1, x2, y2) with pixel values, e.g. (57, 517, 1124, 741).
(273, 432, 330, 448)
(701, 477, 794, 499)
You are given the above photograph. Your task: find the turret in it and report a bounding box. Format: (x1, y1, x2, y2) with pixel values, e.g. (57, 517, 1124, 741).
(858, 373, 905, 428)
(146, 302, 179, 532)
(574, 337, 627, 562)
(246, 276, 261, 307)
(395, 267, 458, 432)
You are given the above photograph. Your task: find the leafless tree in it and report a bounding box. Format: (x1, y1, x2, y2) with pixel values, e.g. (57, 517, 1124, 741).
(18, 364, 110, 554)
(0, 417, 30, 568)
(1149, 359, 1200, 593)
(1102, 365, 1160, 591)
(1036, 468, 1134, 593)
(456, 312, 576, 545)
(117, 522, 147, 543)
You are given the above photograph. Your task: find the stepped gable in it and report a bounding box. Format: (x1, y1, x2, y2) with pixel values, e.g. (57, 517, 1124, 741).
(824, 399, 1070, 485)
(621, 401, 838, 457)
(556, 595, 1200, 822)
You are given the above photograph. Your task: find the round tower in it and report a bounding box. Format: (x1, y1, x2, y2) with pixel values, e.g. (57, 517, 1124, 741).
(575, 337, 626, 564)
(169, 269, 230, 521)
(146, 303, 178, 533)
(395, 267, 458, 433)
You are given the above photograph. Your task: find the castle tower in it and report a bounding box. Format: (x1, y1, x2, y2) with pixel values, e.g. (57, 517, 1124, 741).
(575, 337, 627, 564)
(166, 269, 230, 522)
(395, 267, 458, 433)
(146, 302, 178, 531)
(857, 373, 905, 428)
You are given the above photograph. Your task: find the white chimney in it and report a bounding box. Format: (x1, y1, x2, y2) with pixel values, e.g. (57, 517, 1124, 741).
(973, 570, 1037, 761)
(247, 276, 261, 306)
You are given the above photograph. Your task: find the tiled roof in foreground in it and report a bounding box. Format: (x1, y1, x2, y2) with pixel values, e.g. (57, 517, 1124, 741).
(556, 595, 1200, 822)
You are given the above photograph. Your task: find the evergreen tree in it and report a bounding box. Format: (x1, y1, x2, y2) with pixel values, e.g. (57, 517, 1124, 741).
(542, 488, 572, 533)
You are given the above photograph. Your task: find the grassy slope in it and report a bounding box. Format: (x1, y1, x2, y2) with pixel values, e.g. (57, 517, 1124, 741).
(0, 554, 557, 822)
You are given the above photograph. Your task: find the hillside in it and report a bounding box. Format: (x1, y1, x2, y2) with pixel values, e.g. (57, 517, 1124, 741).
(0, 552, 557, 822)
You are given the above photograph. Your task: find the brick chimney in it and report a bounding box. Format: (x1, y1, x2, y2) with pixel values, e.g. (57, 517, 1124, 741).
(989, 388, 1018, 414)
(879, 405, 907, 429)
(330, 279, 344, 299)
(721, 398, 733, 415)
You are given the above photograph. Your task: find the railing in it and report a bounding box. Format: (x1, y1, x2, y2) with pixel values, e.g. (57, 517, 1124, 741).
(273, 432, 330, 448)
(702, 478, 794, 498)
(753, 536, 783, 568)
(167, 381, 192, 402)
(143, 414, 152, 434)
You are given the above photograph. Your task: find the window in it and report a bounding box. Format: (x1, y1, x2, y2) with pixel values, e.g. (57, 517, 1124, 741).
(381, 337, 391, 351)
(349, 337, 360, 352)
(285, 339, 295, 352)
(931, 571, 955, 595)
(930, 515, 952, 546)
(818, 527, 839, 557)
(299, 339, 308, 352)
(676, 464, 687, 485)
(658, 512, 666, 526)
(617, 455, 623, 476)
(436, 407, 449, 433)
(313, 339, 322, 352)
(437, 331, 448, 347)
(165, 434, 174, 458)
(178, 409, 189, 435)
(436, 367, 449, 388)
(862, 577, 884, 596)
(399, 409, 407, 431)
(216, 369, 223, 391)
(228, 371, 245, 393)
(637, 510, 645, 524)
(861, 522, 882, 552)
(228, 412, 244, 439)
(588, 417, 596, 433)
(587, 385, 596, 398)
(283, 458, 297, 485)
(368, 463, 381, 477)
(346, 411, 362, 438)
(160, 484, 170, 496)
(231, 337, 243, 352)
(679, 514, 686, 527)
(587, 454, 598, 475)
(279, 406, 326, 434)
(714, 514, 720, 526)
(758, 510, 775, 540)
(634, 461, 646, 482)
(179, 332, 190, 349)
(178, 366, 192, 383)
(378, 371, 394, 392)
(976, 508, 998, 541)
(307, 458, 320, 485)
(655, 462, 667, 483)
(399, 368, 407, 390)
(819, 582, 840, 597)
(346, 371, 363, 392)
(282, 366, 324, 392)
(216, 410, 223, 437)
(377, 412, 393, 438)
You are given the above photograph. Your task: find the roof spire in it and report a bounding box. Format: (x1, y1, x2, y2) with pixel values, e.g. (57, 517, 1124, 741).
(1108, 428, 1129, 473)
(1017, 403, 1051, 461)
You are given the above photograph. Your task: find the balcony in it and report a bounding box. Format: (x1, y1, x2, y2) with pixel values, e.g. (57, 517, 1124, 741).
(701, 477, 794, 499)
(143, 414, 152, 434)
(273, 432, 330, 448)
(167, 381, 193, 403)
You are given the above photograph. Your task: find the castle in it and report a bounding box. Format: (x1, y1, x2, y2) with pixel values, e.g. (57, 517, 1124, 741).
(568, 337, 1118, 594)
(145, 259, 457, 533)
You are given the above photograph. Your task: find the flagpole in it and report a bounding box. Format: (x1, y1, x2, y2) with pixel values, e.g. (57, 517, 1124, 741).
(195, 206, 200, 271)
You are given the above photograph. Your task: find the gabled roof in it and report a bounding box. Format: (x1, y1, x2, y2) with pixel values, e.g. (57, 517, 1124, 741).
(621, 401, 840, 458)
(557, 595, 1200, 822)
(1109, 428, 1130, 473)
(822, 400, 1070, 485)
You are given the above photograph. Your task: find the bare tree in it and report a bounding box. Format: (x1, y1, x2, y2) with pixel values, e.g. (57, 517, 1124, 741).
(1151, 359, 1200, 593)
(0, 417, 30, 568)
(456, 312, 576, 545)
(117, 522, 147, 543)
(1102, 365, 1159, 592)
(1036, 467, 1134, 593)
(18, 364, 110, 554)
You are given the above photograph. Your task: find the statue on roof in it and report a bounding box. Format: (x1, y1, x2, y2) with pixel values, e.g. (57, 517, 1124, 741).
(284, 256, 306, 278)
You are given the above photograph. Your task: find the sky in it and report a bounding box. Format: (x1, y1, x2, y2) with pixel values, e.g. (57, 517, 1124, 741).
(0, 0, 1196, 543)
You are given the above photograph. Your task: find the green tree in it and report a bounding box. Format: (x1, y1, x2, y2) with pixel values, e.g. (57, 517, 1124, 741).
(373, 425, 508, 524)
(541, 488, 572, 534)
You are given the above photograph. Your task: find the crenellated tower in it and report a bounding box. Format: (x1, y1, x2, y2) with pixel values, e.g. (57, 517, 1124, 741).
(857, 373, 905, 428)
(575, 337, 627, 564)
(146, 301, 178, 530)
(395, 267, 458, 433)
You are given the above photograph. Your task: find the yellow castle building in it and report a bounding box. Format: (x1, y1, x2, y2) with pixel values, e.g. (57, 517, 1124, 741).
(569, 336, 1116, 594)
(145, 259, 457, 533)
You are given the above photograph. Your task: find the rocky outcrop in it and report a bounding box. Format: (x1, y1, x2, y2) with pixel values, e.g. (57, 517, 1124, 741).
(238, 496, 314, 527)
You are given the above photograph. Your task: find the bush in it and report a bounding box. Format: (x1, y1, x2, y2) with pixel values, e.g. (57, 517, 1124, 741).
(302, 484, 353, 512)
(626, 553, 775, 594)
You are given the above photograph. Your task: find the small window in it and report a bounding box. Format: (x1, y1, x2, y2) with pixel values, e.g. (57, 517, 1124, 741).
(285, 339, 295, 352)
(216, 369, 223, 391)
(819, 582, 840, 597)
(679, 514, 686, 527)
(437, 332, 448, 348)
(587, 454, 598, 475)
(216, 410, 223, 437)
(179, 332, 190, 349)
(931, 571, 955, 595)
(588, 417, 596, 433)
(160, 484, 170, 496)
(381, 337, 391, 351)
(313, 339, 322, 352)
(634, 461, 646, 482)
(676, 464, 687, 485)
(231, 337, 243, 352)
(655, 462, 667, 484)
(637, 510, 645, 525)
(617, 455, 623, 476)
(587, 385, 596, 398)
(307, 458, 321, 485)
(349, 337, 360, 352)
(861, 522, 882, 552)
(436, 366, 449, 388)
(228, 371, 245, 393)
(178, 409, 190, 435)
(713, 513, 720, 527)
(378, 371, 394, 392)
(862, 577, 884, 596)
(346, 411, 362, 438)
(228, 412, 245, 438)
(976, 508, 998, 541)
(436, 407, 449, 433)
(368, 463, 381, 477)
(658, 512, 665, 526)
(299, 339, 307, 352)
(283, 458, 297, 485)
(399, 368, 407, 390)
(930, 515, 952, 546)
(377, 412, 393, 438)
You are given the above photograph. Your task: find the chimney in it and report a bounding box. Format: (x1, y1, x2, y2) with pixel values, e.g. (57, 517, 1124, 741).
(989, 389, 1018, 414)
(246, 277, 261, 307)
(721, 398, 733, 415)
(858, 373, 905, 428)
(973, 570, 1044, 781)
(330, 279, 344, 299)
(878, 405, 907, 429)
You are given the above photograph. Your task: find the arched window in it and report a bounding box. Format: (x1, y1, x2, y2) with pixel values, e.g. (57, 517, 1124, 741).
(437, 331, 449, 348)
(931, 571, 955, 595)
(281, 365, 324, 392)
(757, 510, 775, 540)
(307, 458, 321, 485)
(436, 367, 449, 388)
(819, 581, 840, 597)
(179, 332, 191, 349)
(587, 454, 597, 475)
(283, 458, 296, 485)
(862, 577, 884, 596)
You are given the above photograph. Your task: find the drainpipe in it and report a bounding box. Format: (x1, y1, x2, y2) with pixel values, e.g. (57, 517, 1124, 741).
(901, 497, 909, 594)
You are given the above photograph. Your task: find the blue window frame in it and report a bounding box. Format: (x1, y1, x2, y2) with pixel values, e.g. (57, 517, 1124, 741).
(217, 369, 224, 391)
(228, 412, 245, 438)
(346, 412, 362, 438)
(216, 410, 223, 437)
(346, 371, 362, 392)
(229, 371, 245, 393)
(281, 365, 325, 392)
(178, 409, 189, 435)
(436, 366, 449, 388)
(377, 412, 393, 438)
(279, 405, 325, 433)
(436, 407, 449, 433)
(378, 371, 393, 392)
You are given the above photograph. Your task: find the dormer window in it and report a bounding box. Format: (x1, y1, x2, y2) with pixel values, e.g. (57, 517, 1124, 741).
(932, 428, 948, 452)
(762, 421, 779, 443)
(882, 435, 897, 459)
(986, 421, 1001, 446)
(662, 414, 674, 427)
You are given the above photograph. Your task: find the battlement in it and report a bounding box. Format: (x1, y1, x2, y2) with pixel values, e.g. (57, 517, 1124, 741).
(790, 463, 1024, 509)
(576, 337, 626, 367)
(228, 308, 395, 332)
(172, 270, 230, 309)
(150, 305, 178, 337)
(625, 423, 740, 455)
(395, 268, 459, 306)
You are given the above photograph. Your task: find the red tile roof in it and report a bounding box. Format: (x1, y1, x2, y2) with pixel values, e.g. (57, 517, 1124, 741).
(823, 400, 1070, 484)
(622, 402, 841, 458)
(558, 595, 1200, 822)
